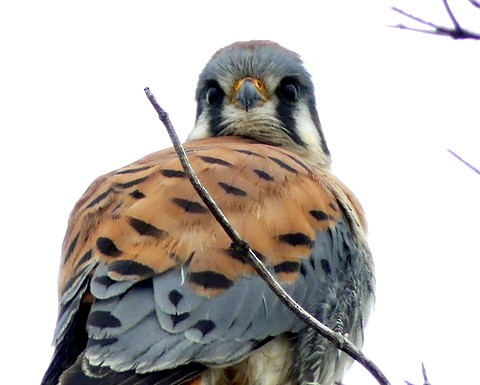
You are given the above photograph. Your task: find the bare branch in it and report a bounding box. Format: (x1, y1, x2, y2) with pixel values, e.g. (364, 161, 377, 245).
(448, 149, 480, 175)
(390, 7, 443, 30)
(144, 87, 391, 385)
(405, 363, 432, 385)
(390, 3, 480, 40)
(442, 0, 461, 30)
(422, 363, 431, 385)
(469, 0, 480, 10)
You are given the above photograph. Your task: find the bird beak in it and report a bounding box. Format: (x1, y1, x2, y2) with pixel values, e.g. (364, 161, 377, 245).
(231, 77, 269, 112)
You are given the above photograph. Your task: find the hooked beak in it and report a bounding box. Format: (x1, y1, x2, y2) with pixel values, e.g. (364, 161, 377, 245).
(231, 77, 269, 112)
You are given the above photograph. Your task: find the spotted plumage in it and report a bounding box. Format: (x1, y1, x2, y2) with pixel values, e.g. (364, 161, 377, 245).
(42, 41, 375, 385)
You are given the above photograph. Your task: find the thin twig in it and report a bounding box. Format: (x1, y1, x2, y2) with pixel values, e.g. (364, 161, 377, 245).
(405, 363, 432, 385)
(404, 362, 432, 385)
(391, 7, 441, 30)
(469, 0, 480, 10)
(447, 149, 480, 175)
(144, 87, 391, 385)
(390, 5, 480, 40)
(421, 363, 431, 385)
(442, 0, 461, 30)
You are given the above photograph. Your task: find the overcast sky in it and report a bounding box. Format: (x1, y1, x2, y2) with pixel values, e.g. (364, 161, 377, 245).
(1, 1, 479, 384)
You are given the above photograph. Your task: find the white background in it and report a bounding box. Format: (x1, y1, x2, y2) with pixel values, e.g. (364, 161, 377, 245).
(1, 1, 479, 384)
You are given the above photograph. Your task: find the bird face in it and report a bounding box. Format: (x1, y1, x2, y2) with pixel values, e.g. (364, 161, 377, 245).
(188, 40, 331, 167)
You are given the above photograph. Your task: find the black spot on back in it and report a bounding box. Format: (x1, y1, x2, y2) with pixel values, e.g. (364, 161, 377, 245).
(78, 250, 93, 265)
(115, 176, 148, 189)
(285, 153, 310, 172)
(310, 210, 329, 221)
(193, 320, 216, 336)
(278, 233, 314, 247)
(87, 311, 121, 328)
(129, 189, 146, 199)
(64, 233, 79, 263)
(169, 290, 183, 307)
(107, 260, 155, 277)
(86, 188, 114, 208)
(273, 261, 300, 274)
(199, 156, 232, 167)
(188, 271, 233, 290)
(93, 275, 116, 289)
(171, 312, 190, 327)
(218, 182, 247, 196)
(253, 169, 274, 181)
(225, 247, 247, 263)
(161, 169, 186, 178)
(235, 149, 264, 157)
(172, 198, 209, 214)
(300, 264, 307, 276)
(329, 202, 339, 212)
(268, 156, 298, 174)
(320, 259, 331, 274)
(87, 337, 119, 348)
(114, 166, 152, 175)
(251, 249, 266, 262)
(96, 237, 123, 257)
(128, 217, 165, 238)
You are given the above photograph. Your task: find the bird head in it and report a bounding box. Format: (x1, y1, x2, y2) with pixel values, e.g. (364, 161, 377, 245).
(187, 40, 331, 167)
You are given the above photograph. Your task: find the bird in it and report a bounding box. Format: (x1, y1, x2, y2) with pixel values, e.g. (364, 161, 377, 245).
(41, 40, 375, 385)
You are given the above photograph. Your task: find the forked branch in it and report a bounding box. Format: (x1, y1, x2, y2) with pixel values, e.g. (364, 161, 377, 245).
(144, 87, 391, 385)
(390, 0, 480, 40)
(405, 363, 432, 385)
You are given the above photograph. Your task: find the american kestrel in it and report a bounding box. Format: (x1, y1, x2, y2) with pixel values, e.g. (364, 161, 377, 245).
(42, 40, 375, 385)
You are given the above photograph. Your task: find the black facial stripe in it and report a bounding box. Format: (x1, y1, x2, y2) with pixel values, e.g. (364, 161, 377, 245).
(308, 99, 329, 156)
(277, 103, 306, 146)
(196, 79, 225, 136)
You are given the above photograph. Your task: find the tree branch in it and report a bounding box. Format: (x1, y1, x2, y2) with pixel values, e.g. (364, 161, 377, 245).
(469, 0, 480, 10)
(442, 0, 461, 30)
(405, 363, 432, 385)
(390, 1, 480, 40)
(144, 87, 391, 385)
(447, 149, 480, 175)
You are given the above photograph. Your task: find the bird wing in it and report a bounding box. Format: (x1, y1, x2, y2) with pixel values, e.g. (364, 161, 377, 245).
(43, 136, 373, 385)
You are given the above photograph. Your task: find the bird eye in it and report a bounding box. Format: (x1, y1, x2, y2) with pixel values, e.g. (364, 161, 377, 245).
(206, 84, 224, 105)
(278, 78, 299, 102)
